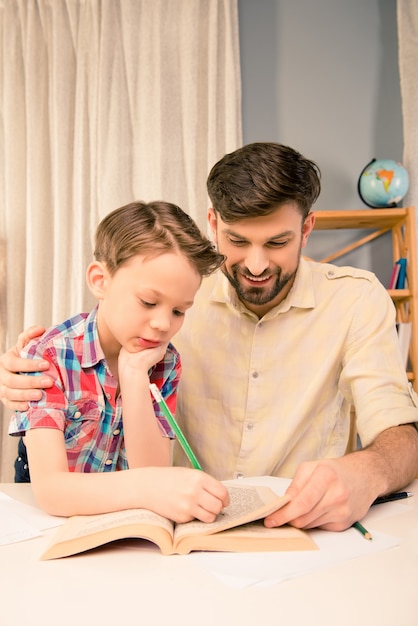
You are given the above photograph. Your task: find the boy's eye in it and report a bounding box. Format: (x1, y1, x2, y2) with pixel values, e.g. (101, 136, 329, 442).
(140, 299, 155, 308)
(228, 238, 246, 246)
(173, 310, 185, 317)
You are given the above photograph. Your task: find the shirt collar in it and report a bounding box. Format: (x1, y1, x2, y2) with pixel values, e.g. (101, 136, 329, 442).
(209, 257, 316, 318)
(81, 306, 105, 368)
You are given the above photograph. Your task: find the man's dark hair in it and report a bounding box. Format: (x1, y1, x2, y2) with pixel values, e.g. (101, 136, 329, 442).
(207, 142, 321, 223)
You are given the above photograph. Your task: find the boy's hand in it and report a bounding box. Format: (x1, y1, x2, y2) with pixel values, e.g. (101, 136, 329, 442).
(0, 326, 52, 411)
(141, 467, 230, 524)
(118, 343, 169, 380)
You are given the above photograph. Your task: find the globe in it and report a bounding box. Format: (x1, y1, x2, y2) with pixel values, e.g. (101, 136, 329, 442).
(358, 158, 409, 208)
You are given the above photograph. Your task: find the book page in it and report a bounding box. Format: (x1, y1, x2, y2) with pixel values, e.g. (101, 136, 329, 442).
(58, 508, 174, 540)
(41, 508, 175, 560)
(173, 484, 290, 547)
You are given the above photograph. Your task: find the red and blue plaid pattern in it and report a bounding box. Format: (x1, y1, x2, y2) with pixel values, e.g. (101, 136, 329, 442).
(9, 306, 179, 472)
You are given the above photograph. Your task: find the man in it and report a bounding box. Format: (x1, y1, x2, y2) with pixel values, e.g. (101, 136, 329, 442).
(2, 143, 418, 531)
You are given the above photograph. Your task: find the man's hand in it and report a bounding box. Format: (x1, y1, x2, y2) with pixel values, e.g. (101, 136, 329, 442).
(264, 456, 377, 531)
(264, 425, 418, 531)
(264, 456, 375, 532)
(0, 326, 52, 411)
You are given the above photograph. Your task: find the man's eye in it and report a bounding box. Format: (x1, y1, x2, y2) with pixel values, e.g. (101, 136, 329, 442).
(268, 241, 288, 248)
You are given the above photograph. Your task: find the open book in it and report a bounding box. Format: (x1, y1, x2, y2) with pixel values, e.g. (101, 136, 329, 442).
(41, 480, 318, 559)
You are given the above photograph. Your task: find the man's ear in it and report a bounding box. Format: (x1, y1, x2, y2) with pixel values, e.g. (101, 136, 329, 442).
(301, 212, 316, 249)
(86, 261, 108, 300)
(207, 207, 218, 242)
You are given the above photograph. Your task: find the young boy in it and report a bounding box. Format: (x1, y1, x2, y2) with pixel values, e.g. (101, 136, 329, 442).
(8, 201, 229, 521)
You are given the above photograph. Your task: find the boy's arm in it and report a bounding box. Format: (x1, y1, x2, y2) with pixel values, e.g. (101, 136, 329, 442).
(25, 428, 229, 520)
(15, 342, 228, 520)
(0, 326, 53, 411)
(118, 345, 171, 468)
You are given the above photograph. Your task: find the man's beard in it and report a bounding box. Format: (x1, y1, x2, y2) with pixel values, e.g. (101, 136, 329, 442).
(223, 263, 298, 307)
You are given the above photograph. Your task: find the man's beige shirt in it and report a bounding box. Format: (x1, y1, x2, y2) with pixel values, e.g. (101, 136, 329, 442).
(173, 258, 418, 479)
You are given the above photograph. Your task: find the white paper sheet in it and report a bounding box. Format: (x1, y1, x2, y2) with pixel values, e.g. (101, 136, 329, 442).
(0, 492, 64, 546)
(187, 527, 399, 588)
(187, 475, 404, 588)
(0, 507, 41, 545)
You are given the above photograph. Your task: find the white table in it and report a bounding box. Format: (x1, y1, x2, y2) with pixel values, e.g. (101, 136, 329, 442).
(1, 482, 417, 626)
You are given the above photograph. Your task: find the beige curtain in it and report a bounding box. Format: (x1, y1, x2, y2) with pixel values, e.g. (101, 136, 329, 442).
(397, 2, 418, 224)
(0, 0, 242, 481)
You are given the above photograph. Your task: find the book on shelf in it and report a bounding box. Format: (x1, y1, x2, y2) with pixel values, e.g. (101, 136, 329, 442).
(390, 257, 407, 289)
(40, 478, 318, 560)
(388, 262, 401, 289)
(396, 321, 412, 368)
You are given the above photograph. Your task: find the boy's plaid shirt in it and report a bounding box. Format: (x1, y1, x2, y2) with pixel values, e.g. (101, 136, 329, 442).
(9, 307, 179, 472)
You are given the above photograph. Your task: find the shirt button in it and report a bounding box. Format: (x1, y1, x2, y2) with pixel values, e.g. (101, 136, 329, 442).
(106, 393, 112, 400)
(327, 270, 335, 277)
(105, 459, 113, 466)
(74, 411, 81, 419)
(246, 422, 254, 431)
(236, 473, 244, 479)
(252, 371, 259, 378)
(113, 429, 120, 436)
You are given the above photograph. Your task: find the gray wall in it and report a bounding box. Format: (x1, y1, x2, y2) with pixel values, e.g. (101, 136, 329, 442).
(238, 0, 403, 285)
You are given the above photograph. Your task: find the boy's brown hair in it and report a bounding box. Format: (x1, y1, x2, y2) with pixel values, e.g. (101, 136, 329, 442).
(94, 201, 224, 276)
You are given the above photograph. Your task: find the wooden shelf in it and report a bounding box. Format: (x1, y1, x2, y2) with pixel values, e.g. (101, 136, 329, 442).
(388, 289, 411, 301)
(313, 208, 409, 230)
(313, 207, 418, 390)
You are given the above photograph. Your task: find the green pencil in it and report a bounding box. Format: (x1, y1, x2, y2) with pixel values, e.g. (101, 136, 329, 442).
(352, 520, 372, 540)
(149, 383, 203, 470)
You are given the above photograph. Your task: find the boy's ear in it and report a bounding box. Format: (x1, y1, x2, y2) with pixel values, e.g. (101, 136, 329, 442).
(86, 261, 108, 299)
